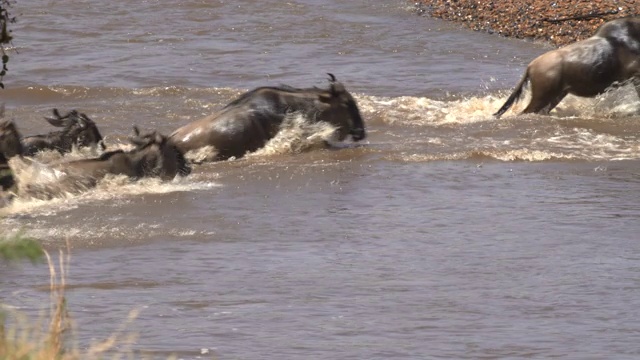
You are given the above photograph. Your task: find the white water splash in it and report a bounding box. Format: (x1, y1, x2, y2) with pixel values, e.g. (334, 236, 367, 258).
(355, 93, 506, 126)
(353, 89, 640, 162)
(0, 174, 220, 217)
(397, 148, 573, 163)
(248, 113, 339, 158)
(1, 142, 221, 216)
(354, 83, 640, 127)
(182, 113, 342, 162)
(555, 85, 640, 119)
(184, 146, 219, 163)
(546, 128, 640, 161)
(0, 216, 217, 244)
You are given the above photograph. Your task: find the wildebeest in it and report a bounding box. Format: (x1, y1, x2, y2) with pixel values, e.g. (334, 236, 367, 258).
(494, 17, 640, 117)
(21, 108, 106, 156)
(0, 119, 23, 193)
(19, 127, 191, 200)
(169, 73, 366, 161)
(52, 126, 191, 186)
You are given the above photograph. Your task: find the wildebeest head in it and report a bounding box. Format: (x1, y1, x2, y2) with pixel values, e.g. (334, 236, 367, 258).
(316, 73, 366, 142)
(594, 17, 640, 52)
(0, 119, 23, 160)
(45, 109, 106, 151)
(129, 126, 191, 179)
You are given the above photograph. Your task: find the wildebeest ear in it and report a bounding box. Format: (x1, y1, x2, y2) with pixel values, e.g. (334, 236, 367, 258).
(318, 85, 346, 104)
(133, 126, 141, 136)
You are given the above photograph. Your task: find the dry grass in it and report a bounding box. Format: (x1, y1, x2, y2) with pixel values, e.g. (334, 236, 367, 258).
(0, 245, 144, 360)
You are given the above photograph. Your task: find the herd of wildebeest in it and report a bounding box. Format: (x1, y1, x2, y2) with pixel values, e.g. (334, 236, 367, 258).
(0, 74, 366, 204)
(1, 17, 640, 206)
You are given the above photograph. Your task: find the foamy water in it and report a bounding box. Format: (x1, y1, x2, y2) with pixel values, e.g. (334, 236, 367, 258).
(3, 87, 640, 216)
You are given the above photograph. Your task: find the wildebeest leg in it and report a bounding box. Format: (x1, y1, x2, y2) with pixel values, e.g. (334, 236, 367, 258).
(520, 51, 568, 115)
(522, 89, 567, 115)
(521, 95, 552, 114)
(541, 90, 568, 115)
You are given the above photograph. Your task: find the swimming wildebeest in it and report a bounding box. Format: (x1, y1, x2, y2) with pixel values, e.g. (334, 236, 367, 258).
(169, 73, 366, 161)
(21, 127, 191, 199)
(21, 108, 106, 156)
(494, 17, 640, 117)
(0, 119, 24, 193)
(53, 126, 191, 186)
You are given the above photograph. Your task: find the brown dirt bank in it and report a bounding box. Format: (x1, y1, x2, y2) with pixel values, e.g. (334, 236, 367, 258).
(414, 0, 640, 47)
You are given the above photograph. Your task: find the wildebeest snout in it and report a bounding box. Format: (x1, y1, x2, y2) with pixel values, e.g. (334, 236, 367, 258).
(350, 128, 366, 142)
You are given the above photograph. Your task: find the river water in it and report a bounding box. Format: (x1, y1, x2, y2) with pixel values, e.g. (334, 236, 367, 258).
(2, 1, 640, 359)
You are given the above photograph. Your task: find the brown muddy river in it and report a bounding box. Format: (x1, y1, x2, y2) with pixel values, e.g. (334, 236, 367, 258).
(2, 1, 640, 359)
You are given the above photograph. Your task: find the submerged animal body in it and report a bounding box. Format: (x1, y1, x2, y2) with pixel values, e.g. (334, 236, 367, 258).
(24, 127, 191, 199)
(169, 74, 366, 161)
(21, 108, 106, 156)
(56, 127, 190, 184)
(494, 17, 640, 117)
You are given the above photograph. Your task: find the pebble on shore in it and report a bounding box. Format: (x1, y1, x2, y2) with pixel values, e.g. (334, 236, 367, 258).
(414, 0, 640, 47)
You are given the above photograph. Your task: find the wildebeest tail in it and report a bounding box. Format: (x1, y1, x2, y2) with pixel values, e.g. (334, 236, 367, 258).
(493, 71, 529, 118)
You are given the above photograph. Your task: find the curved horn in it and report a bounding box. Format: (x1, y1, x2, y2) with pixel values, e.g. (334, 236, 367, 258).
(45, 108, 69, 127)
(133, 126, 140, 137)
(327, 73, 336, 82)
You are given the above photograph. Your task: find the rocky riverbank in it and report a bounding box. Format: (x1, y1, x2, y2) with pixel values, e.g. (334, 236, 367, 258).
(414, 0, 640, 46)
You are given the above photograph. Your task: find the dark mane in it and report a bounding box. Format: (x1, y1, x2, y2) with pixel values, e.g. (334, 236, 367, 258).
(597, 18, 640, 54)
(224, 85, 327, 109)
